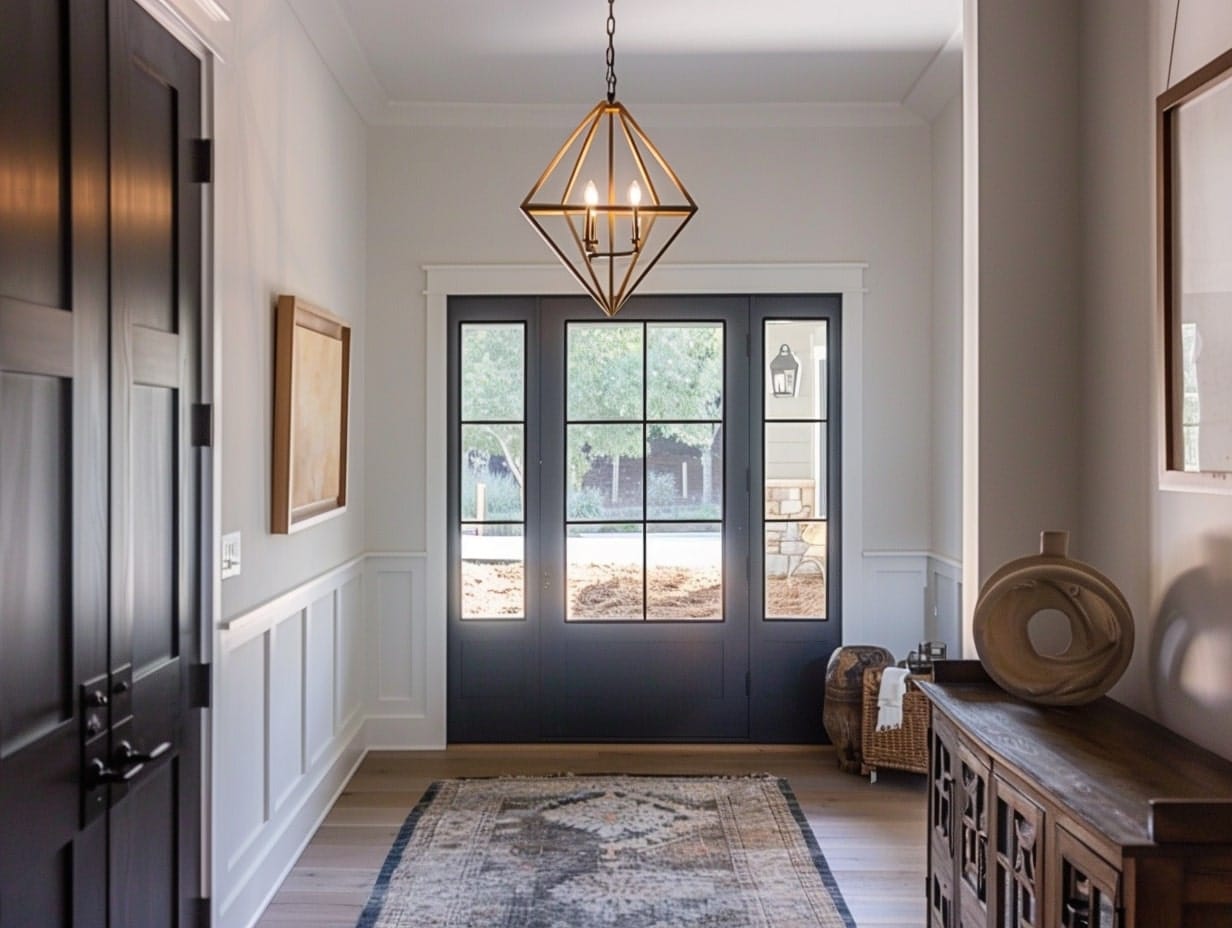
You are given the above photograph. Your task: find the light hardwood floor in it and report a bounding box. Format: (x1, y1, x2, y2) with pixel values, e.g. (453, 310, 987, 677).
(255, 745, 927, 927)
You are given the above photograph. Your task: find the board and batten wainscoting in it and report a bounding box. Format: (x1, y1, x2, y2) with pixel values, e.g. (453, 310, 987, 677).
(862, 551, 964, 660)
(212, 552, 431, 928)
(210, 546, 952, 927)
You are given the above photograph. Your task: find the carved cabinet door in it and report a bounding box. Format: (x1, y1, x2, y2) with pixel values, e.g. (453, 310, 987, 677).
(993, 775, 1045, 928)
(958, 743, 992, 928)
(930, 715, 959, 928)
(1052, 827, 1121, 928)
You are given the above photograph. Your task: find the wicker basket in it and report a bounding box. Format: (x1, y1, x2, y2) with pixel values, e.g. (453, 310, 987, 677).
(860, 667, 932, 779)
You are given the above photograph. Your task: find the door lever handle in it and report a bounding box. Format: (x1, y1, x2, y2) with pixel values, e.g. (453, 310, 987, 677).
(114, 740, 171, 767)
(87, 757, 144, 787)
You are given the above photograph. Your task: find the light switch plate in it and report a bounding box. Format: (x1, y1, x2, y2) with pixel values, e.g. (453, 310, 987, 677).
(221, 531, 241, 579)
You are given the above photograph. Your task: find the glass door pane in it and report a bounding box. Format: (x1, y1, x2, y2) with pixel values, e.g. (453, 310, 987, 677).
(564, 320, 724, 623)
(762, 319, 829, 620)
(458, 323, 527, 619)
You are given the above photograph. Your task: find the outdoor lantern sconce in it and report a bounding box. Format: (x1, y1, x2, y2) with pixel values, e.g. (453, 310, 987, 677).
(519, 0, 697, 317)
(770, 344, 801, 398)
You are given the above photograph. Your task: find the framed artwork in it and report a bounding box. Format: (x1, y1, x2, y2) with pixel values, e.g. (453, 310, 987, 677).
(1158, 46, 1232, 485)
(272, 294, 351, 533)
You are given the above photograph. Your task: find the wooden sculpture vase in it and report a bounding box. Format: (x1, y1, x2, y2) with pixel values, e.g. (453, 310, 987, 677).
(973, 530, 1134, 706)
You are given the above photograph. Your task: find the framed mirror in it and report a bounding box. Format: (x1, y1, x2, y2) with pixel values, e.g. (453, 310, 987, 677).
(1159, 47, 1232, 482)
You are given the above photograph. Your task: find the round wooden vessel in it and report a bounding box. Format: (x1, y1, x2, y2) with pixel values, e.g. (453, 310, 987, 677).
(823, 645, 895, 773)
(974, 530, 1134, 706)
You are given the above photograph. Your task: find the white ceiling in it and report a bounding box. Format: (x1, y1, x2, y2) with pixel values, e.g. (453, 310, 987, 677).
(289, 0, 963, 124)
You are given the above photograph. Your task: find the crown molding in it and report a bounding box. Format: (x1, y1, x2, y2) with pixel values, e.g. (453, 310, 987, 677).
(293, 0, 933, 131)
(286, 0, 388, 124)
(903, 22, 963, 122)
(376, 100, 924, 130)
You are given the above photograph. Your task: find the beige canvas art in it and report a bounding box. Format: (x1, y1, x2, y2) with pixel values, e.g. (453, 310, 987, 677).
(291, 325, 343, 509)
(272, 295, 351, 533)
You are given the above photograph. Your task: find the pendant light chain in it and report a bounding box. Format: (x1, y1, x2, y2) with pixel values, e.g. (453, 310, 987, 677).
(605, 0, 618, 103)
(520, 0, 697, 316)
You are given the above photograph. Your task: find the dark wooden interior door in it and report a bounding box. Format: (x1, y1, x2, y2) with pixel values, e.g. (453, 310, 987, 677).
(1, 1, 112, 923)
(0, 1, 204, 925)
(107, 2, 204, 925)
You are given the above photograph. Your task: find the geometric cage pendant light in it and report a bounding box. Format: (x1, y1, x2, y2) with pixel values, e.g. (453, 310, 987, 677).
(520, 0, 697, 317)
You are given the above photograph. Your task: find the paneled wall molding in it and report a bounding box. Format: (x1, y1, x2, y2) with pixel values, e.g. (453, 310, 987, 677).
(855, 550, 963, 661)
(926, 554, 964, 656)
(212, 542, 954, 926)
(214, 556, 369, 928)
(364, 552, 442, 749)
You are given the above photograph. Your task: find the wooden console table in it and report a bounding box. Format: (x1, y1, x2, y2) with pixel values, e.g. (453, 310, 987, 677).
(920, 663, 1232, 928)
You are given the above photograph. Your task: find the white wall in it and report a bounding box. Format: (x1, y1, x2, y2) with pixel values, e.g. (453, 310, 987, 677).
(929, 92, 964, 651)
(184, 1, 373, 924)
(931, 93, 963, 565)
(214, 0, 367, 620)
(969, 0, 1232, 762)
(1076, 0, 1232, 761)
(365, 118, 935, 566)
(966, 0, 1083, 609)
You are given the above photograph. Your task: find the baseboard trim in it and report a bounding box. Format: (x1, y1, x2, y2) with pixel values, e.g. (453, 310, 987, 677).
(365, 714, 446, 751)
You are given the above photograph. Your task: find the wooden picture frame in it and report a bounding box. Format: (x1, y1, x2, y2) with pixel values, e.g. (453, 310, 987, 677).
(1158, 46, 1232, 485)
(272, 295, 351, 533)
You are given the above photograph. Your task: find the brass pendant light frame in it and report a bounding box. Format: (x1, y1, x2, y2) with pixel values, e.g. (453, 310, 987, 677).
(519, 2, 697, 317)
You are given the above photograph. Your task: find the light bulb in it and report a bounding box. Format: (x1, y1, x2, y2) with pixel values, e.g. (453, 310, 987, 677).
(582, 180, 599, 249)
(628, 180, 642, 206)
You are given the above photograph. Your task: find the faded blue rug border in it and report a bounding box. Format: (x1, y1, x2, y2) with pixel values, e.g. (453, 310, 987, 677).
(356, 774, 857, 928)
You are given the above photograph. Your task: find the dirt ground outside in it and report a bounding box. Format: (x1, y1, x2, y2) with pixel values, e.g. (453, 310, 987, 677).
(462, 561, 826, 620)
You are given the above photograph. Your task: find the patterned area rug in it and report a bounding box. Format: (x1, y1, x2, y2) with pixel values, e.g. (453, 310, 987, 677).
(358, 774, 856, 927)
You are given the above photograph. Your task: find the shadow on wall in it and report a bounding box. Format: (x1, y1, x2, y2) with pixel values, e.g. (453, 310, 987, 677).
(1151, 535, 1232, 754)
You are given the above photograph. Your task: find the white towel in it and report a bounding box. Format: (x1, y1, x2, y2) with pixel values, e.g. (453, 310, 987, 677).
(876, 667, 912, 731)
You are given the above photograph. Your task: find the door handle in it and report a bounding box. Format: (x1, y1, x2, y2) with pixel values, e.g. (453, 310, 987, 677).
(87, 757, 144, 787)
(114, 740, 171, 769)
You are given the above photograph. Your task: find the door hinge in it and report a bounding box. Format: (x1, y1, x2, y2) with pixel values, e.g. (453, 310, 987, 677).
(191, 403, 213, 448)
(190, 138, 214, 183)
(189, 663, 212, 709)
(194, 897, 212, 928)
